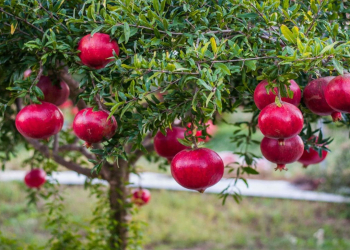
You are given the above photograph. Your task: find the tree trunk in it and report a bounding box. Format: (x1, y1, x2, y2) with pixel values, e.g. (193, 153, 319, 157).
(108, 160, 129, 250)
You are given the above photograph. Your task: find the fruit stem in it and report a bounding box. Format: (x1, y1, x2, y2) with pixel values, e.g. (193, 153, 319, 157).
(302, 164, 308, 169)
(277, 86, 282, 103)
(190, 118, 198, 149)
(278, 138, 285, 146)
(198, 189, 205, 193)
(91, 75, 105, 111)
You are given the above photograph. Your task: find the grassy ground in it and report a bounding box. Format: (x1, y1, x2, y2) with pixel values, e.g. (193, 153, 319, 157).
(1, 181, 350, 250)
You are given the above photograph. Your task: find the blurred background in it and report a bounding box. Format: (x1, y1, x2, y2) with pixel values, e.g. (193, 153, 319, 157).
(1, 107, 350, 250)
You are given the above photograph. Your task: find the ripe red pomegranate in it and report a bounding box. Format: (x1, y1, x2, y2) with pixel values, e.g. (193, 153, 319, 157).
(303, 76, 341, 121)
(325, 75, 350, 113)
(254, 80, 301, 110)
(171, 148, 224, 193)
(260, 136, 304, 171)
(73, 108, 118, 147)
(78, 33, 120, 69)
(16, 102, 64, 139)
(37, 76, 70, 106)
(23, 69, 32, 79)
(154, 127, 189, 159)
(298, 148, 328, 168)
(131, 188, 151, 206)
(258, 102, 303, 140)
(24, 169, 46, 188)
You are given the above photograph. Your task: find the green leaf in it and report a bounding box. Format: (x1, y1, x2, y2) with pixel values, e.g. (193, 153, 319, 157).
(332, 58, 344, 75)
(197, 79, 213, 91)
(214, 63, 231, 75)
(124, 22, 130, 43)
(242, 167, 259, 175)
(245, 60, 257, 71)
(281, 25, 296, 44)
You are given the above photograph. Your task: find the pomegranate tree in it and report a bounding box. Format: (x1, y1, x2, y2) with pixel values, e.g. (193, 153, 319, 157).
(303, 76, 342, 121)
(3, 1, 350, 249)
(254, 80, 301, 110)
(15, 102, 64, 139)
(131, 188, 151, 206)
(171, 148, 224, 193)
(37, 76, 70, 106)
(24, 169, 47, 188)
(260, 136, 304, 171)
(78, 33, 120, 69)
(73, 108, 118, 147)
(325, 75, 350, 113)
(258, 102, 304, 140)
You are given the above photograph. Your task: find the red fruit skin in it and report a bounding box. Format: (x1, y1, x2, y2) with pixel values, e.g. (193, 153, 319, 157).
(260, 136, 304, 171)
(258, 102, 304, 139)
(254, 80, 301, 110)
(73, 108, 118, 144)
(15, 102, 64, 139)
(132, 189, 151, 206)
(24, 169, 46, 188)
(171, 148, 224, 193)
(303, 76, 341, 121)
(325, 75, 350, 113)
(78, 33, 120, 69)
(298, 148, 328, 168)
(37, 76, 70, 106)
(154, 127, 189, 158)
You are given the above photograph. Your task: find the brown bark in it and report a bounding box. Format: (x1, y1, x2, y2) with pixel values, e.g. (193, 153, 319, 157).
(108, 160, 130, 250)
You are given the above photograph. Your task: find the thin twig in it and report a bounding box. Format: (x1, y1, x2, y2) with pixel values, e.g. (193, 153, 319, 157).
(0, 8, 44, 33)
(91, 76, 105, 110)
(29, 62, 43, 93)
(306, 0, 325, 35)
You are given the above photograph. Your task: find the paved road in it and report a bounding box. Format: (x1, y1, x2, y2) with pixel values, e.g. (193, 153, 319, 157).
(1, 170, 349, 203)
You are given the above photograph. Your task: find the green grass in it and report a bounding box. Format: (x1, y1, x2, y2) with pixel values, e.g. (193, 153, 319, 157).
(1, 182, 350, 250)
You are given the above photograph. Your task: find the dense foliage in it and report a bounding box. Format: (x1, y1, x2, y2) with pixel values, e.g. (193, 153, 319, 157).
(0, 0, 350, 249)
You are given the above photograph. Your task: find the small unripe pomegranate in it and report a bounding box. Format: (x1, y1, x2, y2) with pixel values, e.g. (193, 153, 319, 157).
(325, 75, 350, 113)
(131, 188, 151, 206)
(23, 69, 32, 79)
(304, 76, 341, 121)
(260, 136, 304, 171)
(73, 108, 118, 146)
(171, 148, 224, 193)
(298, 148, 328, 168)
(258, 102, 304, 140)
(78, 33, 120, 69)
(24, 169, 46, 188)
(16, 102, 64, 139)
(154, 127, 189, 159)
(37, 76, 70, 106)
(254, 80, 301, 110)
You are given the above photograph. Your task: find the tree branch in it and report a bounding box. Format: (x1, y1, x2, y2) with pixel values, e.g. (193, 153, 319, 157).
(57, 65, 87, 110)
(25, 138, 102, 179)
(58, 144, 96, 160)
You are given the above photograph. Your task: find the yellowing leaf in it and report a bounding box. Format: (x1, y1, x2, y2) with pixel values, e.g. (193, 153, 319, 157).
(10, 22, 17, 35)
(281, 25, 296, 44)
(210, 37, 217, 54)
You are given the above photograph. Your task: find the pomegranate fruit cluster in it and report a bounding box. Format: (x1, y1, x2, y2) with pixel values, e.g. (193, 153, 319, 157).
(255, 79, 304, 170)
(255, 78, 334, 170)
(154, 125, 223, 193)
